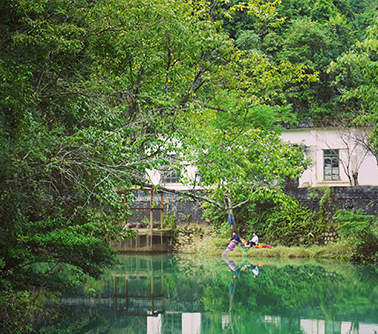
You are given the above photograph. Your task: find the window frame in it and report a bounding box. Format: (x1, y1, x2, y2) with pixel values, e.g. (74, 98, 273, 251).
(160, 154, 180, 184)
(162, 169, 180, 184)
(323, 149, 340, 181)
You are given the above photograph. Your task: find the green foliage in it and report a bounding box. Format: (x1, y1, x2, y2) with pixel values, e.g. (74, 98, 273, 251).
(2, 0, 378, 329)
(208, 189, 327, 246)
(210, 221, 231, 239)
(258, 0, 373, 120)
(268, 16, 352, 119)
(278, 18, 334, 69)
(328, 21, 378, 156)
(0, 281, 34, 334)
(0, 2, 313, 330)
(307, 186, 337, 219)
(182, 116, 311, 210)
(247, 195, 324, 246)
(0, 0, 257, 329)
(318, 186, 336, 215)
(334, 209, 378, 262)
(183, 101, 312, 241)
(187, 0, 378, 122)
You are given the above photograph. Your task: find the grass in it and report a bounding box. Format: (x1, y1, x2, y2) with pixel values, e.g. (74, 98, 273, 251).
(178, 230, 354, 261)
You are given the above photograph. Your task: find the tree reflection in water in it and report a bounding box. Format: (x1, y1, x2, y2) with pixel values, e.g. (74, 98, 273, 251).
(36, 255, 378, 334)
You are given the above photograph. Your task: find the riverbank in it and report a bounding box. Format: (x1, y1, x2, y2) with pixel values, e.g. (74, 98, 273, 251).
(174, 225, 354, 261)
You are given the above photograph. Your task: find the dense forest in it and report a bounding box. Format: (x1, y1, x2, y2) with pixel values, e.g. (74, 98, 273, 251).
(1, 0, 378, 332)
(217, 0, 378, 121)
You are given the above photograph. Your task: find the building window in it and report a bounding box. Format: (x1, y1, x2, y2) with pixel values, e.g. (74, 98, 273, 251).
(162, 169, 180, 184)
(324, 149, 339, 181)
(160, 155, 180, 184)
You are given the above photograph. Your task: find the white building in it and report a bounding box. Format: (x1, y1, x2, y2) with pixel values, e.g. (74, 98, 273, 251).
(280, 123, 378, 188)
(147, 161, 199, 191)
(147, 123, 378, 190)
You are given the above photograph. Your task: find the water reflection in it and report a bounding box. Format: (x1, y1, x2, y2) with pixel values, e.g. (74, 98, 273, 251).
(37, 255, 378, 334)
(113, 267, 165, 316)
(222, 254, 261, 279)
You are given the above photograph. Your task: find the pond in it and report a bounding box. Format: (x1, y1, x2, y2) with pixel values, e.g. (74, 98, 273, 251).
(36, 254, 378, 334)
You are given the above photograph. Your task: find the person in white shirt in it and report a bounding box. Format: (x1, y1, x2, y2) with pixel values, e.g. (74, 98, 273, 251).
(246, 232, 259, 247)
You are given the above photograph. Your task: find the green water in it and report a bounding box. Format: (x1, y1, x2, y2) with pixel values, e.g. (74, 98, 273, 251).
(36, 254, 378, 334)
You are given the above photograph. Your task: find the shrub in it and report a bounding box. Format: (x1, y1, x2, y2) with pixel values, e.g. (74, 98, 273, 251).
(240, 192, 329, 247)
(206, 189, 330, 247)
(333, 209, 378, 263)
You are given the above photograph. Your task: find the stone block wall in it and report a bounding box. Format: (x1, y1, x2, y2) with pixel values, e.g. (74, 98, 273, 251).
(126, 186, 378, 226)
(285, 186, 378, 216)
(126, 191, 205, 224)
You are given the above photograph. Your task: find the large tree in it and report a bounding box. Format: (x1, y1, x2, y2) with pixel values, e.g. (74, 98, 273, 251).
(0, 0, 314, 331)
(328, 20, 378, 163)
(0, 0, 222, 330)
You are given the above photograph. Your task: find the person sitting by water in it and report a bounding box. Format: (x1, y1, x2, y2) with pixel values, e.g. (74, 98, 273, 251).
(229, 231, 241, 244)
(245, 232, 259, 247)
(222, 231, 242, 256)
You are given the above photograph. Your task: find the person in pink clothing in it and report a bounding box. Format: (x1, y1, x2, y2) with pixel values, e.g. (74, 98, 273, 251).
(222, 231, 241, 256)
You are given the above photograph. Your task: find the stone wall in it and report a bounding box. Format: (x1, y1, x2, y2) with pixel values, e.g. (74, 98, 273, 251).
(127, 191, 205, 224)
(109, 230, 173, 253)
(172, 224, 205, 252)
(285, 186, 378, 216)
(126, 186, 378, 226)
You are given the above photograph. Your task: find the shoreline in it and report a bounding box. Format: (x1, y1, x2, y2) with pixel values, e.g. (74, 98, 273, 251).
(174, 231, 354, 262)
